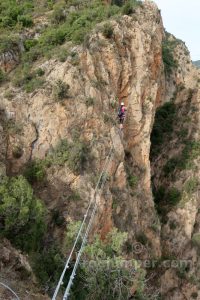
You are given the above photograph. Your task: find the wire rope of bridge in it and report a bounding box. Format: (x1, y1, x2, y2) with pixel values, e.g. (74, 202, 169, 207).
(0, 282, 20, 300)
(52, 145, 114, 300)
(62, 147, 114, 300)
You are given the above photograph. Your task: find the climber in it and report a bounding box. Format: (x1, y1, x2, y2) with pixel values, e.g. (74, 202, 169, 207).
(118, 102, 127, 130)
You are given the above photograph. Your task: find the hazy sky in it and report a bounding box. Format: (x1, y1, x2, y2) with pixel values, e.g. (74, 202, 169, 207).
(153, 0, 200, 61)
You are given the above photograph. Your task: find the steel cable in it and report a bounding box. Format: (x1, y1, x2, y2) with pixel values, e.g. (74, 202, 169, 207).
(0, 282, 20, 300)
(52, 146, 114, 300)
(63, 149, 114, 300)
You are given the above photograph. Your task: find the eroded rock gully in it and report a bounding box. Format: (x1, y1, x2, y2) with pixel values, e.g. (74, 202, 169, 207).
(0, 1, 200, 299)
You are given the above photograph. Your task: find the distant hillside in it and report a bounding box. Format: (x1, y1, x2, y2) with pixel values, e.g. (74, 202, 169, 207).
(193, 60, 200, 67)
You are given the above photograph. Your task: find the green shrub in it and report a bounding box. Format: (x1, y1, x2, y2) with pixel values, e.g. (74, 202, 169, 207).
(67, 141, 88, 173)
(180, 141, 200, 169)
(70, 51, 80, 65)
(105, 228, 128, 255)
(111, 0, 124, 6)
(17, 14, 33, 27)
(24, 77, 45, 93)
(187, 88, 194, 102)
(12, 145, 23, 159)
(167, 187, 181, 205)
(1, 16, 15, 28)
(169, 220, 177, 230)
(176, 265, 188, 280)
(0, 34, 19, 55)
(23, 46, 41, 62)
(24, 39, 38, 51)
(122, 1, 134, 15)
(56, 47, 69, 62)
(13, 64, 31, 87)
(70, 227, 146, 300)
(184, 177, 199, 194)
(0, 1, 34, 29)
(153, 185, 166, 206)
(51, 209, 65, 227)
(13, 64, 45, 92)
(31, 245, 64, 290)
(127, 174, 138, 189)
(191, 292, 198, 299)
(49, 138, 89, 173)
(153, 185, 181, 217)
(24, 159, 48, 184)
(0, 69, 7, 84)
(85, 97, 95, 107)
(39, 27, 66, 47)
(102, 23, 113, 39)
(192, 233, 200, 248)
(136, 232, 148, 245)
(64, 220, 83, 252)
(0, 175, 46, 252)
(177, 128, 188, 139)
(162, 35, 178, 75)
(163, 157, 178, 176)
(51, 3, 66, 24)
(35, 68, 45, 76)
(122, 0, 142, 15)
(54, 80, 70, 100)
(4, 89, 14, 100)
(68, 191, 81, 201)
(5, 120, 23, 135)
(162, 141, 200, 177)
(49, 139, 70, 165)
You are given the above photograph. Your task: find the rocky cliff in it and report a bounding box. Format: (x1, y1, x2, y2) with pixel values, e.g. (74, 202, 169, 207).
(0, 0, 200, 299)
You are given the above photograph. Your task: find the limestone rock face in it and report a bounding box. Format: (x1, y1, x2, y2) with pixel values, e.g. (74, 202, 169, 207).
(0, 49, 20, 72)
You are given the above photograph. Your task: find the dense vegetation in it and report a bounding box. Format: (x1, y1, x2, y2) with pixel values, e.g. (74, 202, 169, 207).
(0, 175, 46, 252)
(150, 101, 176, 157)
(0, 0, 142, 93)
(0, 0, 142, 59)
(153, 184, 182, 219)
(69, 226, 146, 300)
(151, 92, 200, 221)
(163, 141, 200, 175)
(0, 0, 34, 30)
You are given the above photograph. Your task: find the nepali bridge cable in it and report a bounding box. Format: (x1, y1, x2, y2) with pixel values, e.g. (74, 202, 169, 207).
(52, 146, 114, 300)
(0, 282, 20, 300)
(63, 147, 114, 300)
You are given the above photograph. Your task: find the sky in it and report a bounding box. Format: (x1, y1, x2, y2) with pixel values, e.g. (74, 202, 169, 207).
(153, 0, 200, 61)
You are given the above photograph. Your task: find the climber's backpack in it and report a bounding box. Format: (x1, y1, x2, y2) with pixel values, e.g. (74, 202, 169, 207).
(118, 107, 124, 118)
